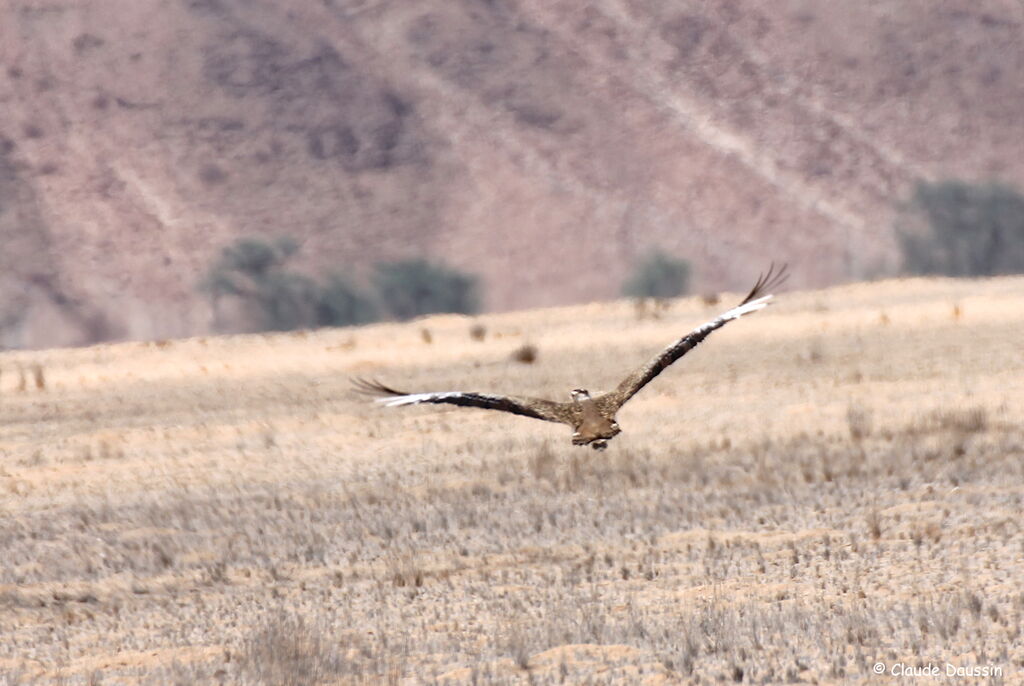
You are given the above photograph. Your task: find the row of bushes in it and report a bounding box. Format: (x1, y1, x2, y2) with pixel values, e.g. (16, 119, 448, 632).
(202, 179, 1024, 333)
(202, 238, 481, 331)
(201, 238, 694, 332)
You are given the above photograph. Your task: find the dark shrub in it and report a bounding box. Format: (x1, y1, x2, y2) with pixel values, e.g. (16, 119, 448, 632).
(316, 273, 378, 327)
(256, 271, 320, 332)
(622, 250, 691, 299)
(898, 180, 1024, 277)
(203, 237, 319, 332)
(372, 258, 480, 320)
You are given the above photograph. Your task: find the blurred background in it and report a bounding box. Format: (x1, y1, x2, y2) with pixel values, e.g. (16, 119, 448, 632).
(1, 0, 1022, 349)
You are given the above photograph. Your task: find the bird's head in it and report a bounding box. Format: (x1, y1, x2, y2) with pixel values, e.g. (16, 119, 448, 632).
(570, 388, 591, 402)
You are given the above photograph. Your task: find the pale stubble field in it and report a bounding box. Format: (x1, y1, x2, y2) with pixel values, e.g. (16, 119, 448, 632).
(1, 277, 1023, 684)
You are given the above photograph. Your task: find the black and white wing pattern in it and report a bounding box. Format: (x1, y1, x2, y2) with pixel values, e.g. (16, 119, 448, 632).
(352, 378, 576, 425)
(597, 263, 787, 413)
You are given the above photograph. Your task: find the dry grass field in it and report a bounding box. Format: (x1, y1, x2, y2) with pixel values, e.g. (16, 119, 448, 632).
(1, 277, 1023, 685)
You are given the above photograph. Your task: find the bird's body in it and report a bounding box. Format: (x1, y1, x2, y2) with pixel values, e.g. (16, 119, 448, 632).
(570, 389, 620, 449)
(355, 265, 787, 450)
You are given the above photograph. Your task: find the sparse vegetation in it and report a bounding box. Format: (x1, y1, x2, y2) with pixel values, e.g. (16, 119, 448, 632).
(510, 343, 538, 363)
(203, 243, 484, 332)
(898, 179, 1024, 276)
(469, 322, 487, 341)
(622, 249, 691, 299)
(25, 363, 45, 390)
(1, 278, 1022, 683)
(633, 297, 672, 320)
(372, 258, 481, 320)
(846, 401, 872, 441)
(700, 292, 721, 307)
(237, 613, 346, 686)
(202, 237, 378, 332)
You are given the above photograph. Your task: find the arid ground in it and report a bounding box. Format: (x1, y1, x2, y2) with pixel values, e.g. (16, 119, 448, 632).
(1, 277, 1023, 684)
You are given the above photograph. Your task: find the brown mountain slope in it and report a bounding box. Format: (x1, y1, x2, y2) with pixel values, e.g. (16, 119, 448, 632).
(1, 0, 1022, 348)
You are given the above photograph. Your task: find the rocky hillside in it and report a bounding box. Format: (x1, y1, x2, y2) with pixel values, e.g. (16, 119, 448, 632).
(2, 0, 1022, 347)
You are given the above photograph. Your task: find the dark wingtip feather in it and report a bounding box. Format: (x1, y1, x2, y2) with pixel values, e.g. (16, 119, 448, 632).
(740, 262, 789, 305)
(351, 377, 407, 398)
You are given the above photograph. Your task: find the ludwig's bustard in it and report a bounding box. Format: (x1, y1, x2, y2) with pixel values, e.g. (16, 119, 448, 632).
(355, 264, 787, 450)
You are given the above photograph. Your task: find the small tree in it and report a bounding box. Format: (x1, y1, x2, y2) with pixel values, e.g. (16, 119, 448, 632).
(372, 259, 480, 320)
(898, 180, 1024, 277)
(622, 249, 691, 299)
(203, 237, 383, 331)
(224, 236, 297, 274)
(203, 237, 319, 332)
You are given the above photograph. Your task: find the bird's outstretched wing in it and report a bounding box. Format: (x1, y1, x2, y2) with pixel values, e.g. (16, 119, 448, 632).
(597, 263, 788, 413)
(353, 378, 576, 425)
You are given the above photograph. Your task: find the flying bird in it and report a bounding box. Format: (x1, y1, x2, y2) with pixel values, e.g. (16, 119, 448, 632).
(355, 264, 787, 450)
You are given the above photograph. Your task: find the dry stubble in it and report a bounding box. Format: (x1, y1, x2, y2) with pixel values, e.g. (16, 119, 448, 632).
(1, 276, 1023, 684)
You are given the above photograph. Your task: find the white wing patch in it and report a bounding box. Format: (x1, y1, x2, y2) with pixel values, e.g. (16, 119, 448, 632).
(684, 294, 774, 346)
(715, 294, 773, 323)
(376, 391, 481, 407)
